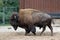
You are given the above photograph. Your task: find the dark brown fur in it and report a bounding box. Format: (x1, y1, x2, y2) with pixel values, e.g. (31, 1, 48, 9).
(18, 9, 53, 36)
(10, 9, 53, 36)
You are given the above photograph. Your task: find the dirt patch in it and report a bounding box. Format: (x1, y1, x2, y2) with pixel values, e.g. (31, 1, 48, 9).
(0, 32, 60, 40)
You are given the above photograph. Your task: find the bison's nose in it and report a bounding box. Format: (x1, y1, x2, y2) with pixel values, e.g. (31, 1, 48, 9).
(13, 26, 17, 30)
(14, 28, 17, 30)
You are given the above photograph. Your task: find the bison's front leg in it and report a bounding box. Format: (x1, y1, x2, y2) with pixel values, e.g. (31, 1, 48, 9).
(29, 25, 36, 35)
(25, 27, 31, 35)
(31, 26, 36, 35)
(25, 25, 36, 35)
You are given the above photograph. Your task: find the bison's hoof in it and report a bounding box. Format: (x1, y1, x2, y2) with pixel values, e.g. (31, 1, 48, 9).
(33, 32, 36, 35)
(25, 33, 29, 36)
(40, 33, 42, 36)
(40, 34, 42, 36)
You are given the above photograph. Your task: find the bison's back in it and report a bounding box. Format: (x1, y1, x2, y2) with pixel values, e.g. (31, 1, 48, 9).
(32, 12, 52, 23)
(18, 8, 51, 25)
(18, 9, 40, 24)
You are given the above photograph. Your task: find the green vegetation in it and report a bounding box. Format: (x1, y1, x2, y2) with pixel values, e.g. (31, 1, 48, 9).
(0, 0, 19, 25)
(0, 24, 10, 26)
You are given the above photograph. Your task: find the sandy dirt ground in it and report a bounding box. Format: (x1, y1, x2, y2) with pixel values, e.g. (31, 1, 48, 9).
(0, 32, 60, 40)
(0, 19, 60, 40)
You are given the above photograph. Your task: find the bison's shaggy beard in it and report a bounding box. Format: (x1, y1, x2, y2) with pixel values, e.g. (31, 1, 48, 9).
(10, 13, 19, 30)
(10, 20, 18, 30)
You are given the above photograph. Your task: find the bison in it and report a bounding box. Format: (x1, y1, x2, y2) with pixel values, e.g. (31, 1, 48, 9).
(10, 12, 36, 35)
(10, 9, 53, 36)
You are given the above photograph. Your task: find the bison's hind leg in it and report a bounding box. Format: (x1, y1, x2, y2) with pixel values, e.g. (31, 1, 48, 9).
(40, 25, 46, 35)
(48, 24, 53, 36)
(47, 19, 53, 36)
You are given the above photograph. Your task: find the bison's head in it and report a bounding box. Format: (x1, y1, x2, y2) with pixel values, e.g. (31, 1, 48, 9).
(10, 12, 19, 30)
